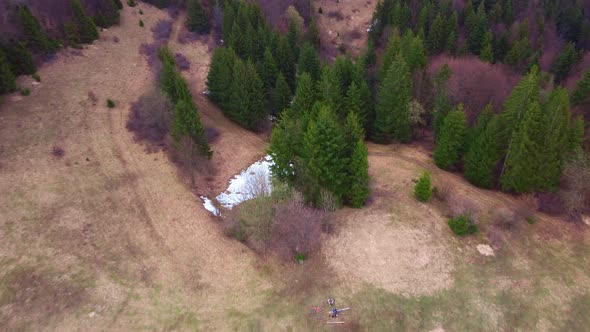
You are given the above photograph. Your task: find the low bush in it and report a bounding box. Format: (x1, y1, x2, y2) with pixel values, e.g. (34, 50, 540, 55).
(139, 20, 144, 27)
(106, 99, 115, 108)
(318, 7, 323, 14)
(52, 146, 65, 157)
(127, 88, 172, 146)
(448, 215, 478, 236)
(174, 53, 190, 71)
(32, 73, 41, 82)
(20, 88, 30, 96)
(127, 0, 137, 7)
(414, 172, 433, 202)
(139, 9, 143, 15)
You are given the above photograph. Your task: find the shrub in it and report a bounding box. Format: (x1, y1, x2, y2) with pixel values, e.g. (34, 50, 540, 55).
(52, 146, 65, 157)
(448, 215, 478, 236)
(106, 99, 115, 108)
(318, 7, 323, 14)
(174, 53, 190, 71)
(127, 0, 137, 7)
(139, 20, 144, 27)
(127, 87, 172, 146)
(414, 172, 433, 202)
(152, 20, 173, 40)
(20, 88, 31, 96)
(139, 9, 144, 15)
(32, 73, 41, 82)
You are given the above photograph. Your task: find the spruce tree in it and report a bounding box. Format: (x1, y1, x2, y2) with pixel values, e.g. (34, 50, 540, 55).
(291, 72, 317, 114)
(343, 111, 365, 152)
(17, 5, 56, 53)
(427, 13, 446, 55)
(434, 104, 467, 170)
(257, 47, 278, 90)
(222, 2, 236, 41)
(571, 69, 590, 105)
(345, 82, 367, 129)
(172, 99, 212, 158)
(297, 43, 321, 82)
(228, 59, 266, 130)
(551, 42, 578, 83)
(1, 40, 36, 75)
(464, 116, 503, 188)
(501, 102, 545, 193)
(306, 17, 321, 49)
(287, 20, 300, 61)
(206, 47, 235, 106)
(71, 0, 99, 44)
(275, 36, 296, 90)
(346, 140, 370, 208)
(379, 30, 401, 82)
(467, 2, 487, 55)
(414, 172, 433, 202)
(0, 50, 17, 94)
(480, 30, 494, 62)
(303, 105, 348, 205)
(373, 54, 411, 143)
(186, 0, 210, 34)
(269, 111, 301, 183)
(466, 103, 493, 152)
(406, 36, 427, 74)
(433, 64, 452, 139)
(271, 72, 292, 116)
(569, 115, 585, 153)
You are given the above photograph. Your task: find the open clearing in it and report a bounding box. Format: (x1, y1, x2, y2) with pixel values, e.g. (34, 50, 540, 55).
(1, 4, 589, 331)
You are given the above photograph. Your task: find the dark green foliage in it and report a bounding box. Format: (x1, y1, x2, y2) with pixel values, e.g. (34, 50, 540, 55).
(114, 0, 123, 9)
(500, 102, 545, 193)
(343, 111, 365, 149)
(258, 47, 278, 90)
(287, 20, 300, 61)
(17, 5, 57, 53)
(227, 59, 267, 130)
(346, 140, 370, 208)
(271, 72, 292, 116)
(20, 88, 31, 96)
(414, 172, 433, 202)
(433, 64, 453, 139)
(320, 56, 355, 117)
(127, 0, 137, 7)
(373, 55, 411, 143)
(139, 19, 144, 27)
(569, 115, 585, 153)
(551, 42, 578, 83)
(448, 215, 478, 236)
(172, 99, 212, 157)
(306, 18, 320, 49)
(303, 105, 348, 205)
(467, 3, 488, 55)
(0, 41, 36, 75)
(434, 105, 467, 170)
(345, 82, 366, 129)
(505, 38, 532, 70)
(186, 0, 210, 34)
(426, 13, 447, 55)
(571, 70, 590, 105)
(297, 43, 320, 82)
(275, 36, 296, 90)
(206, 47, 236, 106)
(464, 116, 503, 188)
(71, 0, 99, 44)
(32, 73, 41, 82)
(291, 72, 317, 114)
(0, 50, 17, 94)
(107, 99, 115, 108)
(269, 111, 301, 183)
(480, 30, 494, 62)
(94, 0, 120, 28)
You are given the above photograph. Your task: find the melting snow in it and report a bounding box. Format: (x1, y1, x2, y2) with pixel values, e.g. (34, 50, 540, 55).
(201, 155, 274, 215)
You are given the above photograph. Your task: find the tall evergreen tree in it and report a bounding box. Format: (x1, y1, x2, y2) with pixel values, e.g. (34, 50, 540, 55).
(271, 72, 292, 116)
(275, 36, 296, 90)
(291, 72, 317, 114)
(551, 42, 578, 84)
(427, 13, 447, 55)
(0, 40, 36, 75)
(571, 69, 590, 105)
(480, 30, 494, 62)
(501, 102, 545, 193)
(346, 140, 370, 208)
(222, 2, 236, 41)
(70, 0, 99, 44)
(186, 0, 210, 34)
(414, 171, 433, 202)
(172, 99, 212, 158)
(297, 43, 321, 82)
(17, 5, 56, 53)
(569, 115, 585, 153)
(345, 82, 366, 129)
(434, 104, 467, 170)
(287, 20, 300, 61)
(373, 55, 411, 143)
(257, 47, 278, 90)
(228, 59, 266, 130)
(206, 47, 235, 106)
(464, 116, 504, 188)
(0, 50, 17, 94)
(433, 64, 453, 139)
(379, 30, 402, 82)
(269, 111, 301, 183)
(343, 111, 365, 150)
(467, 2, 488, 55)
(303, 105, 348, 205)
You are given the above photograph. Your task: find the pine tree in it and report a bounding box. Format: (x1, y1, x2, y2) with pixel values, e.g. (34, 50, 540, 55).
(346, 140, 370, 208)
(551, 42, 578, 83)
(466, 103, 493, 152)
(291, 72, 317, 114)
(297, 43, 320, 82)
(303, 105, 348, 204)
(538, 87, 572, 190)
(228, 59, 267, 130)
(405, 34, 427, 74)
(269, 111, 301, 183)
(222, 2, 236, 41)
(271, 72, 292, 116)
(505, 38, 532, 70)
(501, 102, 545, 193)
(287, 20, 300, 61)
(186, 0, 210, 34)
(480, 30, 494, 62)
(433, 64, 452, 139)
(343, 111, 365, 151)
(569, 115, 585, 153)
(257, 47, 278, 90)
(206, 47, 235, 106)
(467, 2, 488, 55)
(345, 82, 367, 129)
(434, 104, 467, 170)
(0, 50, 17, 94)
(0, 40, 36, 75)
(71, 0, 99, 44)
(571, 69, 590, 105)
(275, 36, 296, 90)
(426, 13, 446, 55)
(172, 99, 212, 158)
(373, 54, 411, 143)
(17, 5, 56, 53)
(94, 0, 120, 28)
(379, 29, 401, 82)
(464, 116, 503, 188)
(414, 172, 433, 202)
(306, 17, 321, 49)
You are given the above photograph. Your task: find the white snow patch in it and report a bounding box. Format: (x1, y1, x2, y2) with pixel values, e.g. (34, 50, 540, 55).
(476, 244, 495, 256)
(201, 156, 274, 215)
